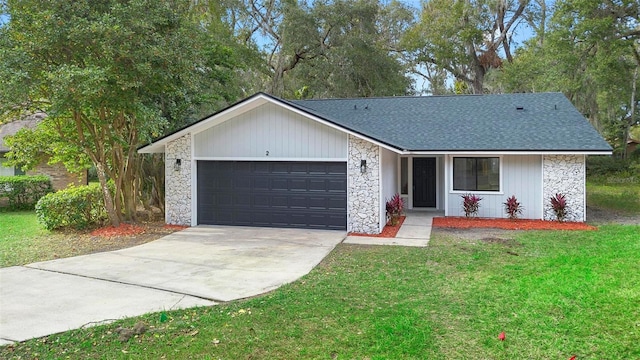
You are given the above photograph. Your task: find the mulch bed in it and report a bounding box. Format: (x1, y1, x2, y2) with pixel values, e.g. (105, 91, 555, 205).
(433, 217, 597, 231)
(89, 223, 190, 238)
(348, 216, 406, 238)
(90, 223, 147, 237)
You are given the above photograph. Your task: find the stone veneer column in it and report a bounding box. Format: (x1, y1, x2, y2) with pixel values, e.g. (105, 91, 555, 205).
(348, 135, 380, 234)
(542, 154, 585, 222)
(165, 134, 192, 225)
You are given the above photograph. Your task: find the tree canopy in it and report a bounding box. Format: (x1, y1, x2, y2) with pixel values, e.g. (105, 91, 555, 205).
(0, 0, 244, 225)
(1, 0, 637, 227)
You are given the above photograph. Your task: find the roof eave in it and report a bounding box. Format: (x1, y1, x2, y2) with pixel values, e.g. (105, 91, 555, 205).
(403, 149, 612, 155)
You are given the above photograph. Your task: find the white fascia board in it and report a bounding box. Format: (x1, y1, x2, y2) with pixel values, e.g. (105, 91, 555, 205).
(138, 143, 165, 153)
(404, 150, 612, 156)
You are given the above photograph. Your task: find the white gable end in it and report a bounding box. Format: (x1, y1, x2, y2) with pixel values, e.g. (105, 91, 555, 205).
(194, 102, 348, 160)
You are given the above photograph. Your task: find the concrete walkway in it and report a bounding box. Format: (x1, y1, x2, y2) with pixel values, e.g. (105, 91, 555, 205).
(0, 226, 345, 345)
(344, 210, 442, 247)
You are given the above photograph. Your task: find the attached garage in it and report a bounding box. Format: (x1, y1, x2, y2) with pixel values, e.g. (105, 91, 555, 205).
(197, 160, 347, 230)
(139, 92, 612, 233)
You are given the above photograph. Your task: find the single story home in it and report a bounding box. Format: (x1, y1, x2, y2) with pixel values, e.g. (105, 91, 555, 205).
(0, 113, 87, 190)
(138, 92, 612, 234)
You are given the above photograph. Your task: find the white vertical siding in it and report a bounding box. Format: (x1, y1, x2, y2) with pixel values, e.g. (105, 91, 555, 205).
(194, 103, 348, 159)
(446, 155, 542, 219)
(379, 147, 399, 230)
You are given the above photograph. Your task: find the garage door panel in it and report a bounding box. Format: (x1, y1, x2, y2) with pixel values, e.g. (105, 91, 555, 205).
(308, 197, 328, 209)
(289, 196, 309, 209)
(271, 178, 288, 190)
(328, 180, 347, 191)
(289, 163, 309, 173)
(308, 179, 328, 191)
(214, 194, 233, 207)
(253, 162, 270, 173)
(197, 161, 346, 230)
(234, 194, 251, 207)
(289, 179, 308, 191)
(270, 163, 290, 173)
(252, 177, 270, 190)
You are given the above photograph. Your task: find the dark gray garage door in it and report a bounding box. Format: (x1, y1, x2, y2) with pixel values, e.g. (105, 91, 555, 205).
(197, 161, 347, 230)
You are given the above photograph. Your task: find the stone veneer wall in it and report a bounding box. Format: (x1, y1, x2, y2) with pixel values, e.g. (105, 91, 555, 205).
(542, 154, 585, 222)
(347, 135, 380, 234)
(165, 134, 192, 225)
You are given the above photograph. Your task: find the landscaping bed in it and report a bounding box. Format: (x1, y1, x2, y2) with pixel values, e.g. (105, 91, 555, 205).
(0, 212, 188, 268)
(348, 216, 405, 238)
(89, 223, 188, 237)
(433, 216, 597, 230)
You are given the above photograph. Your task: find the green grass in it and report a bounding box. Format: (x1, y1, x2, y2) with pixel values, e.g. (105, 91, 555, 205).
(3, 225, 638, 359)
(587, 180, 640, 214)
(0, 211, 51, 267)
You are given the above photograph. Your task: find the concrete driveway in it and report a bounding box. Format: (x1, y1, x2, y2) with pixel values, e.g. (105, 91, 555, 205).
(0, 226, 345, 344)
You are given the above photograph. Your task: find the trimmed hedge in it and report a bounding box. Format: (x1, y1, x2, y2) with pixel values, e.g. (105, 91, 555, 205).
(0, 175, 53, 210)
(36, 183, 108, 230)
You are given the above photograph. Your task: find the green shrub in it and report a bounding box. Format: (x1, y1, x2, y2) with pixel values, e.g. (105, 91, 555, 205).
(0, 175, 53, 210)
(35, 183, 108, 230)
(586, 156, 639, 184)
(586, 156, 631, 176)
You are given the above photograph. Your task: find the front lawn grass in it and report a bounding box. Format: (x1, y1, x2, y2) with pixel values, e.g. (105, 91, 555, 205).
(0, 211, 166, 267)
(3, 225, 638, 359)
(0, 211, 51, 267)
(587, 180, 640, 214)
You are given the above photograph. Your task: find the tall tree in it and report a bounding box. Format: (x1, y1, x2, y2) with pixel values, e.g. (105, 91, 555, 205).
(404, 0, 531, 94)
(242, 0, 414, 98)
(285, 0, 414, 98)
(497, 0, 639, 153)
(0, 0, 240, 225)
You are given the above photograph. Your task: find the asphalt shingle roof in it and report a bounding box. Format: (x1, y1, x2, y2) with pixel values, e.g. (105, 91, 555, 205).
(289, 92, 611, 152)
(0, 113, 45, 153)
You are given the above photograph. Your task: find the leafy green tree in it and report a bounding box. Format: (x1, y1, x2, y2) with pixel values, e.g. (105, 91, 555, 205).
(0, 0, 240, 225)
(242, 0, 414, 98)
(496, 0, 639, 154)
(404, 0, 531, 94)
(285, 0, 414, 98)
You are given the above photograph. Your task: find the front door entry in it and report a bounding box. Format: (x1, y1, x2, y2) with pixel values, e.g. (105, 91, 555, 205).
(413, 158, 436, 207)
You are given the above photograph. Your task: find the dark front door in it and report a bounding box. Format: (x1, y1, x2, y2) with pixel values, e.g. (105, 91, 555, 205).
(413, 158, 436, 208)
(197, 161, 347, 230)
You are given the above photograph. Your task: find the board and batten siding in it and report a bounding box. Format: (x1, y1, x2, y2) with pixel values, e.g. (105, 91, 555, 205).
(379, 147, 399, 231)
(446, 155, 542, 219)
(193, 103, 348, 160)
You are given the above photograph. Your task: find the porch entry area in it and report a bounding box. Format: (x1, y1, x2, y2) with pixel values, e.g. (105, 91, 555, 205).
(399, 156, 443, 210)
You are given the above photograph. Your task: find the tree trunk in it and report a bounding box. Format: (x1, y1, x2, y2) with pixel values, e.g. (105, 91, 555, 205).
(95, 161, 120, 227)
(624, 66, 638, 158)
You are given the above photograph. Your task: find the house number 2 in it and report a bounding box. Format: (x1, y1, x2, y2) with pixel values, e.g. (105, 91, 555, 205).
(265, 151, 269, 156)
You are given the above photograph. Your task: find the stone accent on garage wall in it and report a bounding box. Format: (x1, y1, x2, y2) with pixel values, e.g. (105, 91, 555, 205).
(165, 134, 192, 225)
(347, 135, 380, 234)
(542, 154, 585, 222)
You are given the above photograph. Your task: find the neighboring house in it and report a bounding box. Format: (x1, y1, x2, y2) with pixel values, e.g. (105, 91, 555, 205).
(0, 114, 87, 191)
(139, 92, 612, 234)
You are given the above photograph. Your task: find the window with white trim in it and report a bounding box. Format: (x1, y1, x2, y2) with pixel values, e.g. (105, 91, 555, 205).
(453, 157, 500, 191)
